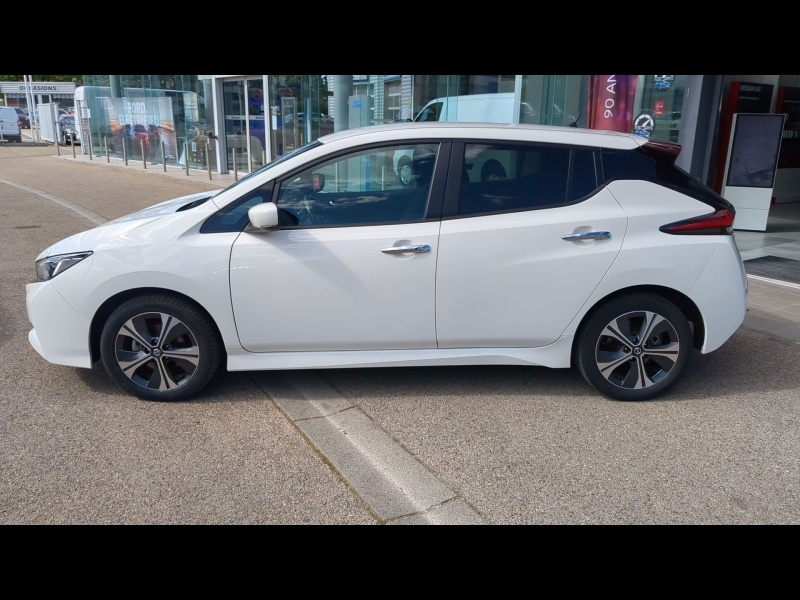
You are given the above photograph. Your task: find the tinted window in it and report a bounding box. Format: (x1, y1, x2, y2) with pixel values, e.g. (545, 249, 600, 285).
(601, 149, 656, 183)
(200, 182, 274, 233)
(276, 143, 439, 227)
(568, 149, 598, 201)
(457, 144, 571, 215)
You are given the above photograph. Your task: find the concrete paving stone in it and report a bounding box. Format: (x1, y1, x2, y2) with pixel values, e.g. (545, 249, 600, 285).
(388, 498, 487, 525)
(747, 295, 797, 310)
(770, 325, 800, 342)
(775, 303, 800, 316)
(297, 408, 456, 521)
(766, 290, 800, 303)
(743, 313, 794, 333)
(253, 371, 354, 421)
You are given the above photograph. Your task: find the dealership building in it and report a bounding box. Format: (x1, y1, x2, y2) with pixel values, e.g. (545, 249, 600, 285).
(69, 75, 800, 227)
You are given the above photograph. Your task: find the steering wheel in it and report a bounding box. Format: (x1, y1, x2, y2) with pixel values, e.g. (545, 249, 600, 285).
(302, 194, 328, 225)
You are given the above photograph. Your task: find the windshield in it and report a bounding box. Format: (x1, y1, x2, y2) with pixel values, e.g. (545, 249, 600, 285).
(63, 117, 75, 126)
(217, 140, 323, 194)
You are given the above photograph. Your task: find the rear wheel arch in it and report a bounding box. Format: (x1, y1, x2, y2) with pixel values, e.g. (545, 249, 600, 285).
(572, 285, 705, 358)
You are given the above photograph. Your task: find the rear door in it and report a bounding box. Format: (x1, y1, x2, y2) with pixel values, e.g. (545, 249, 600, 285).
(436, 140, 627, 348)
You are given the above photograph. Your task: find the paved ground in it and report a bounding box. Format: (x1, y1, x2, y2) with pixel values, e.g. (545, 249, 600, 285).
(0, 145, 797, 524)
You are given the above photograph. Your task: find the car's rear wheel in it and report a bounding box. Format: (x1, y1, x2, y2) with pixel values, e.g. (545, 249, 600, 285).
(574, 293, 691, 401)
(100, 294, 221, 402)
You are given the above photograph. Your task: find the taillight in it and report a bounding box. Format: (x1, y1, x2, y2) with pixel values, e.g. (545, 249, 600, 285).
(659, 208, 735, 235)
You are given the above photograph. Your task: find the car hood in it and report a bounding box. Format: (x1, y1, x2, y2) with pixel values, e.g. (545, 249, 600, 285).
(36, 190, 220, 260)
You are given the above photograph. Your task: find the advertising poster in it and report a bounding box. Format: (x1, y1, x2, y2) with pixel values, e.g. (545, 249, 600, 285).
(587, 75, 638, 133)
(113, 97, 176, 161)
(726, 114, 785, 188)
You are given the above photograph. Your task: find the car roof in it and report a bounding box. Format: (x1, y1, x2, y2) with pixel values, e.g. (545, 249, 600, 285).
(316, 121, 648, 150)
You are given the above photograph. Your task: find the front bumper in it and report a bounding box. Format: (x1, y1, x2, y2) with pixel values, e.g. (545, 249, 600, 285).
(26, 280, 93, 368)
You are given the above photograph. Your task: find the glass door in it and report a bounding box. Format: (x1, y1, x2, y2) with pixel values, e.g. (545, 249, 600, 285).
(223, 79, 249, 173)
(247, 78, 266, 170)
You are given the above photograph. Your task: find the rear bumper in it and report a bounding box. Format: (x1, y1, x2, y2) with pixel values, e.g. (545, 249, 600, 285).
(690, 237, 748, 353)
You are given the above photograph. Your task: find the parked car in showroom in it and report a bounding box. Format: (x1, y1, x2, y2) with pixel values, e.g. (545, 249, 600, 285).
(59, 115, 79, 145)
(26, 122, 747, 403)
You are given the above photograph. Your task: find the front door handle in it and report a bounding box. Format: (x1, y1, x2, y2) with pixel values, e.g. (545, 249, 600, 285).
(381, 245, 431, 254)
(562, 231, 611, 241)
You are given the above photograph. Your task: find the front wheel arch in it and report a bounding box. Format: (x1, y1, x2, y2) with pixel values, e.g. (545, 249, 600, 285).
(89, 287, 225, 365)
(571, 285, 705, 363)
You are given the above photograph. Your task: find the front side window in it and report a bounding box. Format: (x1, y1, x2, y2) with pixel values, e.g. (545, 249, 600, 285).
(276, 143, 440, 227)
(458, 143, 588, 215)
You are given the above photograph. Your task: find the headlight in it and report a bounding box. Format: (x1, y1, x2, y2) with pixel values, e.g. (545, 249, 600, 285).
(35, 251, 92, 281)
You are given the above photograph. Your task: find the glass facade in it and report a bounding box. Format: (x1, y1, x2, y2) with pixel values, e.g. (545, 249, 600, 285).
(80, 75, 217, 170)
(80, 74, 691, 173)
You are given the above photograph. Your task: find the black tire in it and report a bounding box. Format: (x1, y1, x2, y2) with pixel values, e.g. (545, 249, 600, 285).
(100, 294, 222, 402)
(574, 293, 692, 401)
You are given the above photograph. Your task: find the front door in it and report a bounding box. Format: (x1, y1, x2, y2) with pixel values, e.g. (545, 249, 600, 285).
(229, 141, 448, 352)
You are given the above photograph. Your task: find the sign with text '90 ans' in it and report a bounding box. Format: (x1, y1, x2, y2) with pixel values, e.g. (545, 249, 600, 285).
(726, 113, 785, 188)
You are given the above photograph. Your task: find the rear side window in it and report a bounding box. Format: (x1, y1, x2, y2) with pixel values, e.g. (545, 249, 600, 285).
(601, 149, 657, 183)
(456, 144, 599, 216)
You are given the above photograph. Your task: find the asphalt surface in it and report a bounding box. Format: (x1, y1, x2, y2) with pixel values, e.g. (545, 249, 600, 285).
(1, 146, 798, 524)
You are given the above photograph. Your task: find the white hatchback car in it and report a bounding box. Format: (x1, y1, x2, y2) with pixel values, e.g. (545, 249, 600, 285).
(26, 122, 747, 402)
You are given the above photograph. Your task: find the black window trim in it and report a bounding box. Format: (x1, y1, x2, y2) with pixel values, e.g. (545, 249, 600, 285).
(442, 139, 604, 221)
(270, 138, 452, 230)
(199, 180, 275, 234)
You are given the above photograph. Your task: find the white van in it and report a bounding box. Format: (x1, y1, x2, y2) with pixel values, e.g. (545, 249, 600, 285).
(0, 106, 23, 143)
(392, 93, 517, 186)
(413, 92, 516, 124)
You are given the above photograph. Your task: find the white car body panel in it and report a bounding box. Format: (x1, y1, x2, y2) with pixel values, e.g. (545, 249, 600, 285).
(689, 236, 747, 352)
(561, 180, 722, 338)
(225, 335, 575, 371)
(230, 222, 441, 352)
(436, 189, 627, 348)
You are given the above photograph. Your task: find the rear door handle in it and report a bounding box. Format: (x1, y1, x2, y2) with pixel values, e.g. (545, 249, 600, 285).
(562, 231, 611, 241)
(381, 245, 431, 254)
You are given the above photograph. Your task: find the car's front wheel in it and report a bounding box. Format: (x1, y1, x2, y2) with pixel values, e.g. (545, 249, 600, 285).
(574, 293, 692, 401)
(100, 294, 221, 402)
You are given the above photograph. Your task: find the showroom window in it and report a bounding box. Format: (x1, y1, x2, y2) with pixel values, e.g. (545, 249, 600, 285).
(276, 143, 440, 227)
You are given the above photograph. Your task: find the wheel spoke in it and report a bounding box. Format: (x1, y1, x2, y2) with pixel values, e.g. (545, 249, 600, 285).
(163, 347, 200, 367)
(596, 350, 631, 375)
(645, 353, 677, 372)
(613, 314, 640, 344)
(621, 356, 650, 389)
(117, 350, 151, 373)
(642, 312, 667, 344)
(601, 325, 632, 348)
(121, 317, 152, 348)
(157, 313, 188, 348)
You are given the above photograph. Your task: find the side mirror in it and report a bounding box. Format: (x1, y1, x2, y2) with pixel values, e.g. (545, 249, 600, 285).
(247, 202, 279, 231)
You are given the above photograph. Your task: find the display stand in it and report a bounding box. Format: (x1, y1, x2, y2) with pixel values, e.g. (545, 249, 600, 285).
(721, 113, 785, 231)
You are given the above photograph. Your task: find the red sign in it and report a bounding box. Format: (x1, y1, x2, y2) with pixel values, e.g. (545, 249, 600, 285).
(654, 100, 665, 116)
(587, 75, 638, 133)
